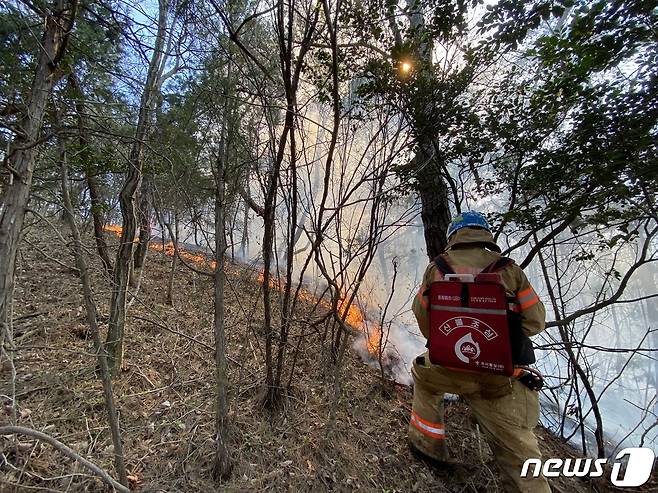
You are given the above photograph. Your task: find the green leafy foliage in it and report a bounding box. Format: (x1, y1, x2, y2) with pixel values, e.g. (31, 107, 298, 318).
(484, 0, 656, 243)
(347, 0, 655, 255)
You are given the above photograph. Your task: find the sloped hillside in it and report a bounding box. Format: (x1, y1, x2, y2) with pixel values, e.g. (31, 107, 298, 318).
(0, 226, 617, 492)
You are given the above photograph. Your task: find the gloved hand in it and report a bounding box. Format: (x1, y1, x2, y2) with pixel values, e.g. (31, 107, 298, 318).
(514, 367, 544, 391)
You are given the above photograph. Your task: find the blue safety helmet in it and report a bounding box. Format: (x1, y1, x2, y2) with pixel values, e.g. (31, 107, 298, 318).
(447, 211, 491, 239)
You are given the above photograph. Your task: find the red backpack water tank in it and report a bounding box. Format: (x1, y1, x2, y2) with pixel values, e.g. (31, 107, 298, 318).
(427, 256, 515, 376)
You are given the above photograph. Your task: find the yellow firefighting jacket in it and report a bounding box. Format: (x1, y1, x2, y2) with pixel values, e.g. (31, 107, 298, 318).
(412, 228, 546, 340)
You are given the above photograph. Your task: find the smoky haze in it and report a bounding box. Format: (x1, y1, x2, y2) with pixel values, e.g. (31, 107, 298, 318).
(160, 184, 657, 458)
(148, 98, 657, 459)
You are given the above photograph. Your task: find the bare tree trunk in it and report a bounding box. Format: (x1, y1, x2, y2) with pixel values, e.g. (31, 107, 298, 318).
(67, 74, 113, 275)
(261, 100, 292, 409)
(240, 195, 249, 257)
(86, 173, 113, 274)
(261, 0, 319, 409)
(408, 10, 452, 259)
(418, 155, 452, 259)
(134, 179, 152, 271)
(0, 282, 17, 453)
(228, 201, 238, 262)
(0, 0, 77, 331)
(131, 25, 172, 277)
(213, 138, 232, 480)
(106, 0, 168, 374)
(59, 138, 128, 487)
(274, 98, 298, 391)
(537, 237, 606, 457)
(646, 298, 658, 419)
(166, 212, 178, 306)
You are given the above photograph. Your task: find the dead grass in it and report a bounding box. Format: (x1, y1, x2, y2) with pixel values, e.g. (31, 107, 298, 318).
(0, 225, 633, 492)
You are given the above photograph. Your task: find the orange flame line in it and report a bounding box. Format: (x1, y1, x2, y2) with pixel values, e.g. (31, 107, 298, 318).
(103, 224, 216, 271)
(104, 224, 383, 355)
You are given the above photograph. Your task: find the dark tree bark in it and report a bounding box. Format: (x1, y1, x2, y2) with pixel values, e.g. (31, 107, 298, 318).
(262, 0, 319, 409)
(106, 0, 168, 374)
(0, 0, 77, 330)
(134, 178, 152, 271)
(67, 74, 113, 275)
(409, 12, 452, 260)
(59, 138, 128, 487)
(166, 212, 178, 306)
(418, 153, 452, 260)
(274, 87, 298, 392)
(86, 173, 113, 274)
(213, 138, 232, 480)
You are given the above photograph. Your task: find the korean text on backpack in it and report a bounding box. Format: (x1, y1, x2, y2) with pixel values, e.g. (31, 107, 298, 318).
(427, 256, 535, 376)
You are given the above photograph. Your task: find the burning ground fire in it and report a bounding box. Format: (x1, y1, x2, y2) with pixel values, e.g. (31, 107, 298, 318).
(104, 225, 383, 355)
(255, 271, 383, 354)
(104, 224, 216, 269)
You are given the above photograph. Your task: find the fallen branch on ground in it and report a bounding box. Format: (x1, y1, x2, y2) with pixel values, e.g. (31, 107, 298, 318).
(0, 425, 130, 493)
(12, 311, 47, 322)
(23, 238, 79, 274)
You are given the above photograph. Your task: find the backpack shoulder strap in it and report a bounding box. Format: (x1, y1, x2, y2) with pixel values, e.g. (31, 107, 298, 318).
(434, 255, 455, 275)
(482, 256, 515, 273)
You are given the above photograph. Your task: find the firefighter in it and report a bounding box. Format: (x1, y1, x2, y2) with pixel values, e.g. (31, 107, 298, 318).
(409, 211, 550, 493)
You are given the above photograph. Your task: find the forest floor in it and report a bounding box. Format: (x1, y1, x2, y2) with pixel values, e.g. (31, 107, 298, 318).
(0, 225, 643, 492)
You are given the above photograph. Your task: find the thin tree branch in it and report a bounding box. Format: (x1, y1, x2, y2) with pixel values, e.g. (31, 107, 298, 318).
(547, 230, 657, 327)
(0, 426, 130, 493)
